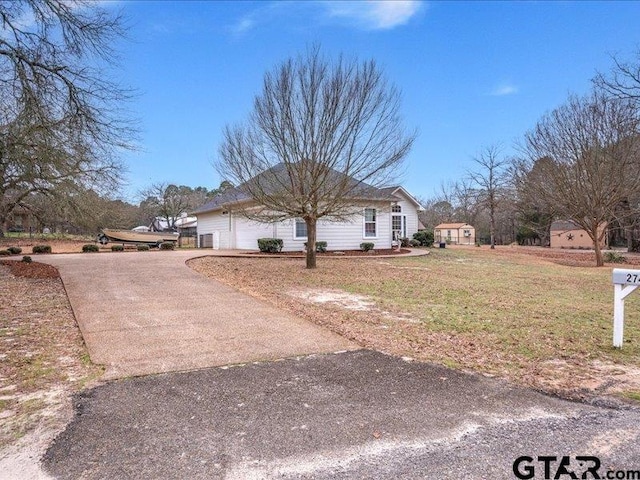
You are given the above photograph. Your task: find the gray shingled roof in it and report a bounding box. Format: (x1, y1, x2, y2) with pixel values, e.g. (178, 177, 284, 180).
(192, 163, 397, 215)
(550, 220, 581, 231)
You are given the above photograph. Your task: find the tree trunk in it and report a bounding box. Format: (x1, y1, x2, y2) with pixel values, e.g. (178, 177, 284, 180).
(305, 218, 317, 269)
(490, 204, 496, 249)
(592, 224, 604, 267)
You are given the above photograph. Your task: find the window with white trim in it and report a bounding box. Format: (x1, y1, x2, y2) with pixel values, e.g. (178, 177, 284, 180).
(392, 205, 401, 213)
(294, 218, 307, 239)
(364, 208, 377, 238)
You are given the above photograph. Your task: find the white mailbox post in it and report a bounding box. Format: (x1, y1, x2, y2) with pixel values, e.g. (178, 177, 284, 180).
(612, 268, 640, 348)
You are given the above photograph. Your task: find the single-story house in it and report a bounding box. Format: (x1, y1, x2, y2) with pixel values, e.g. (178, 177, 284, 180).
(192, 167, 424, 251)
(434, 223, 476, 245)
(550, 220, 607, 249)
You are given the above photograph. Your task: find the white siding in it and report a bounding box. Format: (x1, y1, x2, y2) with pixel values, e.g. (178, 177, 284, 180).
(233, 216, 275, 250)
(274, 203, 392, 252)
(196, 211, 231, 249)
(391, 191, 420, 239)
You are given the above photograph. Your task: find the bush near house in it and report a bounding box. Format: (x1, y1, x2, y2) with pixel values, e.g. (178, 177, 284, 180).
(82, 244, 99, 253)
(32, 245, 52, 254)
(304, 241, 328, 253)
(137, 244, 150, 251)
(0, 250, 11, 256)
(111, 245, 124, 252)
(7, 246, 22, 255)
(160, 242, 175, 251)
(413, 230, 434, 247)
(409, 239, 421, 247)
(257, 238, 283, 253)
(360, 242, 375, 252)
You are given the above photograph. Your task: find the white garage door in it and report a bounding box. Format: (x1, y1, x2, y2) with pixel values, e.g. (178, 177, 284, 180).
(234, 218, 274, 250)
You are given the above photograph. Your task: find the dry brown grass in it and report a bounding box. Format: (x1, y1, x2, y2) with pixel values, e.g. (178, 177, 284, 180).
(0, 261, 102, 448)
(189, 246, 640, 401)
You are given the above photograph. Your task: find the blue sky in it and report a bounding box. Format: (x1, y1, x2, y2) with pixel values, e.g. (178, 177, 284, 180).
(114, 1, 640, 202)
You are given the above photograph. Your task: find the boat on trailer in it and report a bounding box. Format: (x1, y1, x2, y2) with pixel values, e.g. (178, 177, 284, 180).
(97, 229, 179, 247)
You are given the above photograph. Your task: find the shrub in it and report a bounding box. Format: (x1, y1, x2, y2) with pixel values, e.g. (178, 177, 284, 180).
(32, 245, 52, 254)
(604, 251, 625, 263)
(0, 249, 11, 256)
(400, 237, 410, 248)
(360, 242, 375, 252)
(160, 242, 175, 250)
(111, 244, 124, 252)
(305, 241, 328, 253)
(409, 239, 421, 247)
(257, 238, 283, 253)
(137, 244, 150, 251)
(412, 230, 434, 247)
(22, 255, 32, 263)
(82, 244, 100, 253)
(7, 246, 22, 255)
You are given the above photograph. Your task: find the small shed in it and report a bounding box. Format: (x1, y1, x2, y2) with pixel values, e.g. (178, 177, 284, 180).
(549, 220, 607, 249)
(434, 223, 476, 245)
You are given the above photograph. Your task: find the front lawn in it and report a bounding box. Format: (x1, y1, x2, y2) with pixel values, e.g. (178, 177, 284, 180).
(189, 247, 640, 400)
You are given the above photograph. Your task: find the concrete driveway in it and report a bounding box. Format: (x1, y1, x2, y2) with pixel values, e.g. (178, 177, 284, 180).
(40, 250, 355, 378)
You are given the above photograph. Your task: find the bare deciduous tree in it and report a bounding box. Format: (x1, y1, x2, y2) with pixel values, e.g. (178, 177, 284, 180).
(216, 47, 415, 268)
(594, 50, 640, 251)
(0, 0, 134, 236)
(467, 145, 509, 249)
(522, 92, 640, 266)
(594, 50, 640, 105)
(140, 183, 193, 231)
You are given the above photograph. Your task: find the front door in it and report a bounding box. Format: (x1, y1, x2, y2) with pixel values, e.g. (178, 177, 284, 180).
(392, 215, 406, 239)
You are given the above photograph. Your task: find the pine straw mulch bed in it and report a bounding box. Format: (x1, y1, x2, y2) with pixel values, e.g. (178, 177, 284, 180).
(0, 260, 102, 450)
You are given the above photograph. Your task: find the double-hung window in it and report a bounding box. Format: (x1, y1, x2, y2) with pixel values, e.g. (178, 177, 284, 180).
(294, 218, 307, 239)
(364, 208, 377, 238)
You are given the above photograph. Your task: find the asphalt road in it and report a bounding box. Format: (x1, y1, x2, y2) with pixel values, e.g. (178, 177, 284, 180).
(43, 350, 640, 479)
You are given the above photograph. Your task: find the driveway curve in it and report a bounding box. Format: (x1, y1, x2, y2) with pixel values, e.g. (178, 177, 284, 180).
(40, 251, 355, 379)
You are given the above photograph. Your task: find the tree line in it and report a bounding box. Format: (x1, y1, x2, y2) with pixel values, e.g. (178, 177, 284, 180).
(418, 50, 640, 266)
(4, 182, 232, 235)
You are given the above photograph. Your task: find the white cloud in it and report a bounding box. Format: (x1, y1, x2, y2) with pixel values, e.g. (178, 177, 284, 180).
(325, 1, 423, 30)
(226, 1, 422, 37)
(230, 17, 256, 35)
(490, 83, 519, 96)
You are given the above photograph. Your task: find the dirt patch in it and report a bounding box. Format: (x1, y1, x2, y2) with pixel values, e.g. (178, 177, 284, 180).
(289, 289, 376, 310)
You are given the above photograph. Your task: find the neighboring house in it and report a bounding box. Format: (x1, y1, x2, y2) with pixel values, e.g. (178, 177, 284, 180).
(434, 223, 476, 245)
(149, 214, 197, 233)
(174, 215, 197, 237)
(550, 220, 607, 249)
(192, 168, 424, 251)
